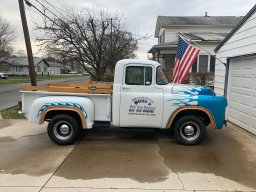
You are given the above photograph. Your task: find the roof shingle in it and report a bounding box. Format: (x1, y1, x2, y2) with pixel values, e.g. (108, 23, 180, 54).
(158, 16, 243, 26)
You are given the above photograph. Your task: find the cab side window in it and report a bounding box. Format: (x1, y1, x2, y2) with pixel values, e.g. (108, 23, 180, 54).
(125, 66, 152, 86)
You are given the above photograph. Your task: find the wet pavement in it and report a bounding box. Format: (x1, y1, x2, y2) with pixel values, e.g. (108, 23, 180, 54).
(0, 120, 256, 192)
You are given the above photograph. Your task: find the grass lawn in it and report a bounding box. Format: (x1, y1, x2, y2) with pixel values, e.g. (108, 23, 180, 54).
(0, 105, 26, 119)
(0, 74, 80, 85)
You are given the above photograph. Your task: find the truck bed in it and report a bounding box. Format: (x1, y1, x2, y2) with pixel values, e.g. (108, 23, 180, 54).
(20, 81, 112, 122)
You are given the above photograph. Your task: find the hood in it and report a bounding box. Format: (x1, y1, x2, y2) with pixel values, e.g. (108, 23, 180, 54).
(172, 84, 216, 96)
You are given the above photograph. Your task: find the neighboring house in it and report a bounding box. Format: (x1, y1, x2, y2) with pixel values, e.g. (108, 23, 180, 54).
(214, 4, 256, 135)
(148, 15, 243, 76)
(0, 57, 49, 75)
(0, 57, 65, 75)
(47, 61, 64, 75)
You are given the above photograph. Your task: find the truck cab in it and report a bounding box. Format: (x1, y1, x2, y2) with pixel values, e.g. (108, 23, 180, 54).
(21, 59, 227, 146)
(112, 59, 168, 128)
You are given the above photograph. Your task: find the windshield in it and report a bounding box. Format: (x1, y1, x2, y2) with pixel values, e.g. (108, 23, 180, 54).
(156, 66, 169, 85)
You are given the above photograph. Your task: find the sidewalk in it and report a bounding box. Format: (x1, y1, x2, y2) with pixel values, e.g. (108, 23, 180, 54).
(0, 119, 256, 192)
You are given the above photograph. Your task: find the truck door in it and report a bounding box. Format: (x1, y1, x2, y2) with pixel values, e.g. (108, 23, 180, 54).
(120, 65, 164, 128)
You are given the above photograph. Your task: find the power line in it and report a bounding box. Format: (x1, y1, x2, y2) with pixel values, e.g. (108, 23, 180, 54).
(54, 0, 73, 14)
(26, 0, 73, 33)
(33, 0, 65, 21)
(133, 34, 156, 40)
(43, 0, 73, 17)
(25, 0, 153, 57)
(24, 0, 73, 42)
(41, 0, 65, 17)
(29, 0, 154, 46)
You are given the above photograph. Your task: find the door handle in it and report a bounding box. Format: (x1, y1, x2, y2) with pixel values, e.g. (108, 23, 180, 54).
(122, 86, 130, 90)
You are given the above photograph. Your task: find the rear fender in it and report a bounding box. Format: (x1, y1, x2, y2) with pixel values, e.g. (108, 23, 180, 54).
(28, 96, 94, 128)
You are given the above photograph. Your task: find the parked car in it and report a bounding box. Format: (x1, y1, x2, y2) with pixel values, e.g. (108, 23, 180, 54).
(0, 72, 8, 79)
(69, 71, 78, 74)
(20, 59, 227, 146)
(82, 72, 90, 76)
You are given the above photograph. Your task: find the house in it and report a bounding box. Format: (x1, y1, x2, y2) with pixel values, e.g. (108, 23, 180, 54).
(148, 15, 243, 77)
(0, 57, 64, 75)
(47, 61, 64, 75)
(0, 57, 49, 75)
(214, 4, 256, 135)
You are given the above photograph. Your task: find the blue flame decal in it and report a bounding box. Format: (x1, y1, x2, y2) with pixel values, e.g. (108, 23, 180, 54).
(37, 102, 87, 118)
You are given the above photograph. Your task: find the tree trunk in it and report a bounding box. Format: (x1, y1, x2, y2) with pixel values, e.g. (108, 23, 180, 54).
(95, 69, 105, 81)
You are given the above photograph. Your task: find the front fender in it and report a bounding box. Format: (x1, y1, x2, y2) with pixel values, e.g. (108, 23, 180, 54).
(167, 94, 227, 129)
(28, 96, 95, 128)
(196, 95, 227, 129)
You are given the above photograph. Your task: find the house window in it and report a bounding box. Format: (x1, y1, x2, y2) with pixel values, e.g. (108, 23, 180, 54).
(44, 67, 47, 73)
(193, 55, 215, 72)
(158, 30, 165, 44)
(37, 66, 41, 72)
(17, 66, 23, 72)
(198, 55, 209, 72)
(125, 66, 152, 86)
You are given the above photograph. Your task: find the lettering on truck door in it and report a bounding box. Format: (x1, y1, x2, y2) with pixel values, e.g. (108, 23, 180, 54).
(119, 65, 164, 128)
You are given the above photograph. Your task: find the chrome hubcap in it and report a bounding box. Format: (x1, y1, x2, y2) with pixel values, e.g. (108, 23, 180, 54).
(59, 124, 70, 135)
(53, 121, 73, 140)
(184, 125, 195, 136)
(180, 121, 200, 142)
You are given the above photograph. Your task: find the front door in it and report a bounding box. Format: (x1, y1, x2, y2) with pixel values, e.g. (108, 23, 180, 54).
(119, 64, 164, 128)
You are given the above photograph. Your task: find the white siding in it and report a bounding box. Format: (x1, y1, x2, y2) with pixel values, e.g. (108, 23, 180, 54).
(165, 26, 233, 43)
(196, 42, 219, 54)
(215, 11, 256, 96)
(48, 67, 61, 75)
(10, 66, 29, 75)
(36, 61, 48, 75)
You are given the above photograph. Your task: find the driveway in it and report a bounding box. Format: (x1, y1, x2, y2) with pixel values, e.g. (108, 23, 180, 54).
(0, 120, 255, 192)
(0, 76, 89, 111)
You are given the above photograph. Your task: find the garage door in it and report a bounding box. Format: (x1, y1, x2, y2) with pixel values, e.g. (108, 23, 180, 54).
(228, 55, 256, 135)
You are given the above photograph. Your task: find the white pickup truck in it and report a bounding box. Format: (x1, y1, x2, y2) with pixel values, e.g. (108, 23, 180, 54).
(20, 59, 227, 145)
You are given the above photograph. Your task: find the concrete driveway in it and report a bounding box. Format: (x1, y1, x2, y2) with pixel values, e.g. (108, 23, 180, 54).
(0, 120, 256, 192)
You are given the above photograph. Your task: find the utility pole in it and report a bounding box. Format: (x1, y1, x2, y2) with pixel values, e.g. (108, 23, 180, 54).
(18, 0, 37, 86)
(110, 18, 113, 61)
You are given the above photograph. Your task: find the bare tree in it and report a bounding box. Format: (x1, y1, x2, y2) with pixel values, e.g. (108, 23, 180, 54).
(36, 10, 138, 81)
(0, 16, 14, 58)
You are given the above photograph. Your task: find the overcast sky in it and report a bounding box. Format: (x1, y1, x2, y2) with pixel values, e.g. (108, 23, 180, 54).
(1, 0, 255, 59)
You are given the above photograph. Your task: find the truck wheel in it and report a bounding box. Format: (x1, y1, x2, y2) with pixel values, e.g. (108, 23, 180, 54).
(47, 114, 81, 145)
(174, 115, 206, 145)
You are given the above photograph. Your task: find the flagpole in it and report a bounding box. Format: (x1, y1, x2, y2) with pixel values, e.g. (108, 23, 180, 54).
(178, 32, 226, 67)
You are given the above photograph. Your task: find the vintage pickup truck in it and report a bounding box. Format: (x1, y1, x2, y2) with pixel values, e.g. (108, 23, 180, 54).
(20, 59, 227, 145)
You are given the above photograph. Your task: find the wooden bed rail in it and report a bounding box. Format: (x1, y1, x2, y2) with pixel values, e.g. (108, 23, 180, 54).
(21, 81, 113, 94)
(47, 81, 113, 89)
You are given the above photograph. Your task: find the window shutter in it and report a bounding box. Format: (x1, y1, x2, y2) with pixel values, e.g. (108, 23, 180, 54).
(192, 58, 197, 72)
(210, 55, 215, 72)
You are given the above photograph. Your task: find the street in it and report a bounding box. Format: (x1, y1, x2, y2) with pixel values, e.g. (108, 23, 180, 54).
(0, 120, 255, 192)
(0, 76, 89, 111)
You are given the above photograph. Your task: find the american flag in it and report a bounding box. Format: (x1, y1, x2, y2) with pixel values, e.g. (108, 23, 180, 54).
(172, 35, 200, 84)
